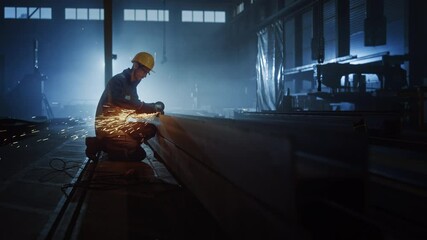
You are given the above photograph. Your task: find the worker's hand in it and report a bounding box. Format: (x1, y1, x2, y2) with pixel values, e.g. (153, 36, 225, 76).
(135, 102, 157, 114)
(136, 102, 165, 114)
(154, 101, 165, 115)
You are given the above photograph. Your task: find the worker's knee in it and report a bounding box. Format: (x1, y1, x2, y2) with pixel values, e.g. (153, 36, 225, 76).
(87, 134, 148, 162)
(105, 145, 146, 162)
(144, 123, 157, 138)
(85, 136, 103, 160)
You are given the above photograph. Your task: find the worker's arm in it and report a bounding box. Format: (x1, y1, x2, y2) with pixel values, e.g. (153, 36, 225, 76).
(136, 102, 157, 113)
(107, 76, 143, 110)
(136, 101, 165, 114)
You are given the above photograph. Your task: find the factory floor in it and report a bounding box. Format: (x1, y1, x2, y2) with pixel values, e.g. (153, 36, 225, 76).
(0, 116, 426, 239)
(0, 118, 227, 240)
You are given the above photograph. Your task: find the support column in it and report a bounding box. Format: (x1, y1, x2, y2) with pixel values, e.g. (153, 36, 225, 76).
(104, 0, 113, 86)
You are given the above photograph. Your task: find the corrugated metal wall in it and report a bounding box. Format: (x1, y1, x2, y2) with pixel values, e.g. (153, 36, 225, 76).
(302, 9, 313, 65)
(284, 18, 295, 69)
(323, 0, 336, 61)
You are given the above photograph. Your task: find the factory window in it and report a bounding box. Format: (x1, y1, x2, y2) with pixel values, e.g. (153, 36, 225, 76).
(124, 9, 169, 22)
(135, 9, 146, 21)
(147, 10, 157, 21)
(215, 11, 226, 22)
(158, 10, 167, 21)
(29, 7, 51, 19)
(40, 8, 52, 19)
(17, 7, 28, 18)
(65, 8, 75, 19)
(193, 11, 203, 22)
(29, 8, 40, 19)
(77, 8, 88, 20)
(181, 10, 226, 23)
(182, 10, 192, 22)
(124, 9, 134, 21)
(3, 7, 52, 19)
(4, 7, 15, 18)
(65, 8, 103, 20)
(204, 11, 215, 22)
(89, 8, 103, 20)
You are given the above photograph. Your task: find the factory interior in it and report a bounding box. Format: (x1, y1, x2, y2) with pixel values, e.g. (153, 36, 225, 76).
(0, 0, 426, 239)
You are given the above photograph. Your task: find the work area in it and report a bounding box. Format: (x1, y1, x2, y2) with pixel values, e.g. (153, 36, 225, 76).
(0, 0, 426, 239)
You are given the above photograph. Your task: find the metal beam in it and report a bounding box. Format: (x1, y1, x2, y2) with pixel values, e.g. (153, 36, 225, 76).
(104, 0, 113, 86)
(148, 113, 369, 238)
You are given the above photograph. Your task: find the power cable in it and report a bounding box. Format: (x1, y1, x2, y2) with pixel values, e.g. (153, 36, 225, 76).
(38, 158, 84, 183)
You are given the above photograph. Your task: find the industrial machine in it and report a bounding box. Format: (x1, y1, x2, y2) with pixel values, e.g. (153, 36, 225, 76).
(312, 54, 409, 111)
(2, 40, 53, 120)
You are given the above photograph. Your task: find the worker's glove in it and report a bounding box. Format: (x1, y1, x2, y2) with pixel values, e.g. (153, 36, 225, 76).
(136, 102, 156, 114)
(136, 101, 165, 114)
(154, 101, 165, 115)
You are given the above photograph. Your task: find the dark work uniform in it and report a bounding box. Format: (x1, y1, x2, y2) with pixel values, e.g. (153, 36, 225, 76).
(93, 68, 156, 161)
(96, 68, 142, 117)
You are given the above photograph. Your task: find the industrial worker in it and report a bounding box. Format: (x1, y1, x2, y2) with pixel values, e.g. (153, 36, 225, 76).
(85, 52, 164, 161)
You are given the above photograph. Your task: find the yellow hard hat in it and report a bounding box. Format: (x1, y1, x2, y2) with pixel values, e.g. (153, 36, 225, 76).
(132, 52, 154, 71)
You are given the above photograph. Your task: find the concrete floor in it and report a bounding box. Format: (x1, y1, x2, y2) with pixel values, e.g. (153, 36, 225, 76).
(0, 118, 88, 239)
(68, 157, 225, 240)
(0, 118, 227, 240)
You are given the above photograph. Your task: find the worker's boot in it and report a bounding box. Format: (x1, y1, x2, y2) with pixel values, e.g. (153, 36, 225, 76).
(85, 137, 102, 161)
(128, 146, 147, 162)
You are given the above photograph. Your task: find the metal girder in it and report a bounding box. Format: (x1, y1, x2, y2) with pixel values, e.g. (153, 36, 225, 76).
(148, 114, 369, 238)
